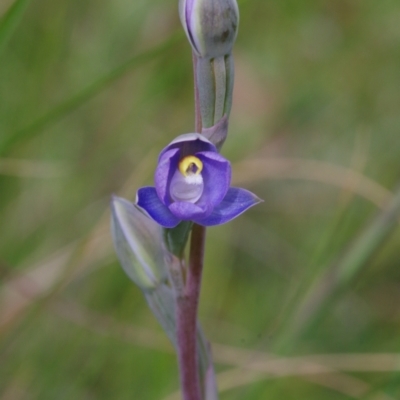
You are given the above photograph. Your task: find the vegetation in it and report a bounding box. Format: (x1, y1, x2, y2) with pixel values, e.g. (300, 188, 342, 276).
(1, 0, 400, 398)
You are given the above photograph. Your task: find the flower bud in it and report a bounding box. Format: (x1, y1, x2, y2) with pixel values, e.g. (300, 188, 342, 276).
(111, 196, 167, 290)
(179, 0, 239, 59)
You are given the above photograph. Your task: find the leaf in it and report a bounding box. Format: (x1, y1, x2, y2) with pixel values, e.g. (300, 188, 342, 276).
(279, 183, 400, 348)
(0, 0, 30, 57)
(202, 115, 229, 151)
(0, 31, 182, 155)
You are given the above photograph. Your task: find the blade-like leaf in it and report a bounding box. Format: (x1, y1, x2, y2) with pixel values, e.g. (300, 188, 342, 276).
(0, 0, 30, 57)
(0, 31, 182, 155)
(278, 183, 400, 349)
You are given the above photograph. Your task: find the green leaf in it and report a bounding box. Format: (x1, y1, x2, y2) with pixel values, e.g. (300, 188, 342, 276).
(0, 31, 182, 155)
(0, 0, 30, 57)
(279, 183, 400, 349)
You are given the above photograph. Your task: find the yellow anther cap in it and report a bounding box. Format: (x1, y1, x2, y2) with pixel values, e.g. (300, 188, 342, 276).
(179, 156, 203, 176)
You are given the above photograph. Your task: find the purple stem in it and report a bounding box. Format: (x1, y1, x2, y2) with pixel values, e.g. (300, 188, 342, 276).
(176, 224, 206, 400)
(175, 52, 207, 400)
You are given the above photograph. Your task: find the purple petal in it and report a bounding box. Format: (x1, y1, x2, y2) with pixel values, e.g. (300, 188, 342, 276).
(155, 148, 180, 206)
(136, 187, 180, 228)
(158, 133, 217, 162)
(196, 151, 231, 208)
(169, 201, 213, 221)
(193, 187, 262, 226)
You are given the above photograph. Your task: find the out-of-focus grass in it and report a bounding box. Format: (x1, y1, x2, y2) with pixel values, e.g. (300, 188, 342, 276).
(1, 0, 400, 399)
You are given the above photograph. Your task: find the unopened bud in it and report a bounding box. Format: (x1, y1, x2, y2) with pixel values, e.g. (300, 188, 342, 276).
(179, 0, 239, 59)
(111, 196, 167, 290)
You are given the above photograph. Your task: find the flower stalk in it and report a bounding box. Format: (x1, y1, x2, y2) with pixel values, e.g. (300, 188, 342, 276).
(175, 42, 208, 400)
(176, 224, 206, 400)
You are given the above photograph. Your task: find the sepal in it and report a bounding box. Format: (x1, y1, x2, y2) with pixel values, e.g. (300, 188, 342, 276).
(195, 187, 262, 226)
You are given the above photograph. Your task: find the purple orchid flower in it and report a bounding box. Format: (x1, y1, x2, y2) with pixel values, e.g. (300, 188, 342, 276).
(136, 133, 261, 228)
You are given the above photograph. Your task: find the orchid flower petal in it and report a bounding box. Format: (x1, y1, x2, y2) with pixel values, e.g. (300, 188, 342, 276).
(155, 148, 180, 205)
(196, 151, 231, 207)
(169, 201, 212, 221)
(194, 187, 262, 226)
(137, 187, 181, 228)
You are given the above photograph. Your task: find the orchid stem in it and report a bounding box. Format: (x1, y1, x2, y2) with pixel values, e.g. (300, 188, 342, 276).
(193, 53, 202, 134)
(176, 224, 206, 400)
(175, 52, 207, 400)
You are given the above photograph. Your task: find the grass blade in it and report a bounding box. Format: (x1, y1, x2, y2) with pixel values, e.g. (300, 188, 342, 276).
(280, 183, 400, 347)
(0, 31, 182, 156)
(0, 0, 30, 56)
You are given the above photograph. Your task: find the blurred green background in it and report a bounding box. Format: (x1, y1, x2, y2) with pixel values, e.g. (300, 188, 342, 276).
(1, 0, 400, 398)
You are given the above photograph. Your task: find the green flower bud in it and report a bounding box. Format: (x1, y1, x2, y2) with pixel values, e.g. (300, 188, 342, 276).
(179, 0, 239, 59)
(111, 196, 167, 290)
